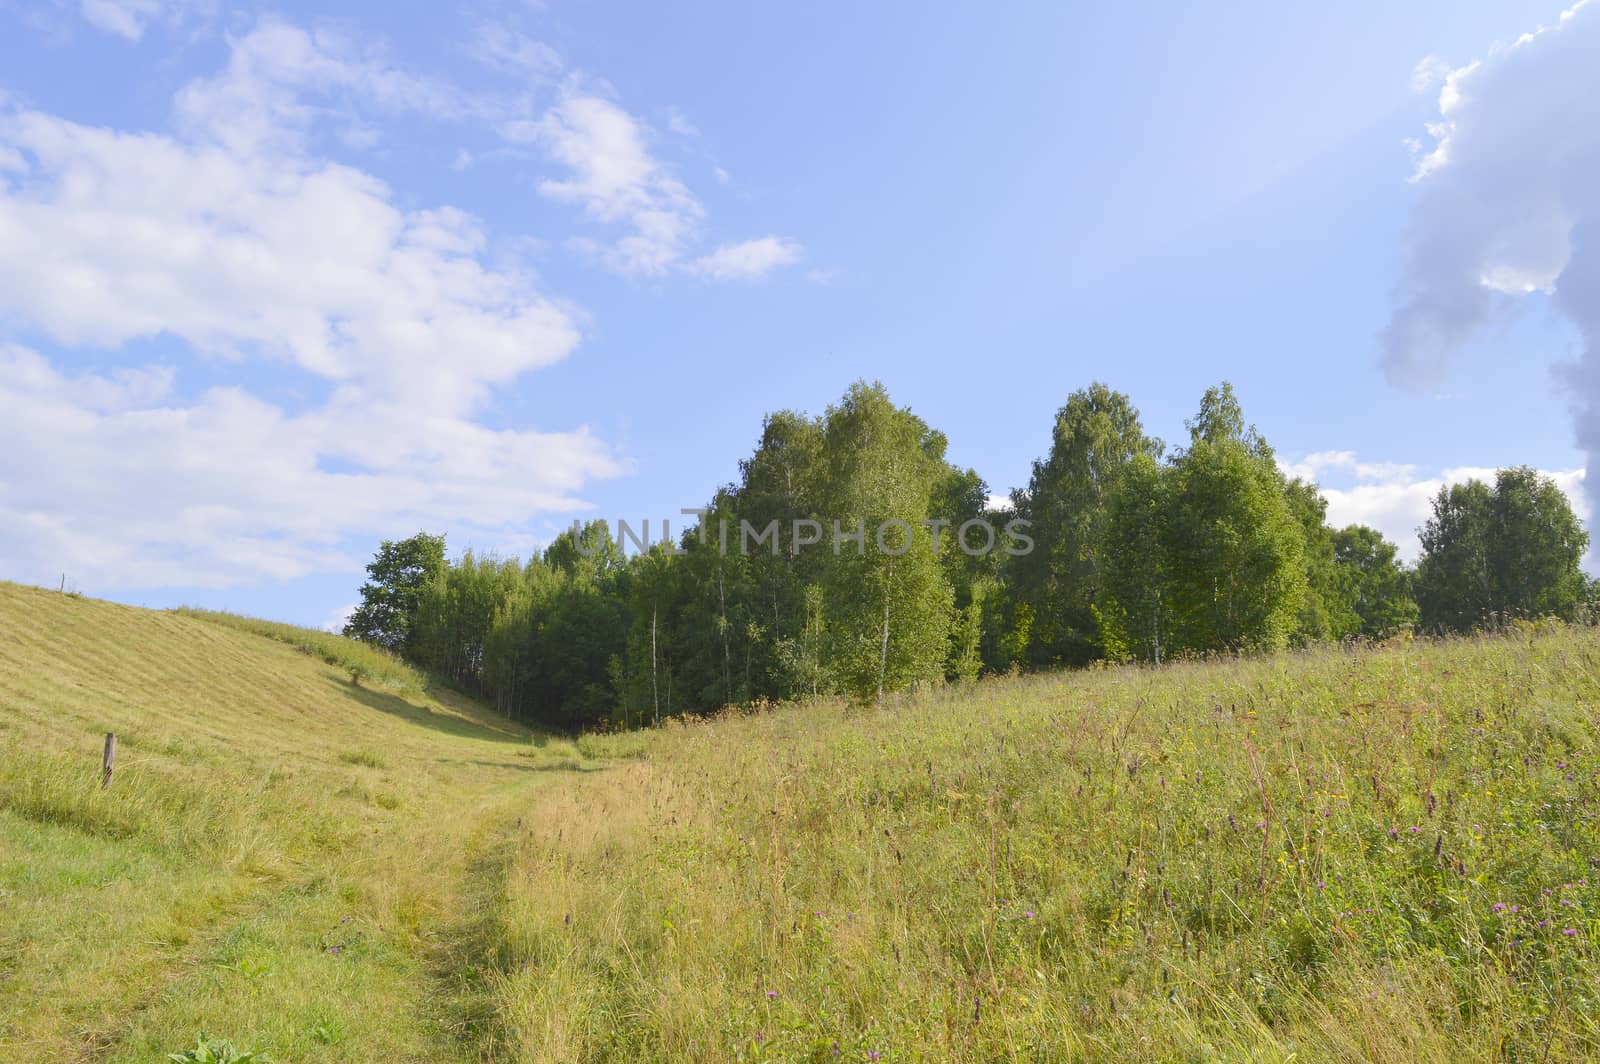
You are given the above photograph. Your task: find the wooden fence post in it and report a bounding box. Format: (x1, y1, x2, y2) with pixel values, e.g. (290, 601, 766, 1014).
(102, 732, 116, 789)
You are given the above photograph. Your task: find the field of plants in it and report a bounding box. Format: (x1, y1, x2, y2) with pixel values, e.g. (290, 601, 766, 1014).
(5, 580, 1600, 1061)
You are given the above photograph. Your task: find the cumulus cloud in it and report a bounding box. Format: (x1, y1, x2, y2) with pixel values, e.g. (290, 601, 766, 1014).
(511, 86, 706, 275)
(1384, 1, 1600, 515)
(691, 236, 802, 281)
(0, 23, 624, 591)
(0, 110, 574, 412)
(508, 83, 801, 279)
(1281, 451, 1588, 562)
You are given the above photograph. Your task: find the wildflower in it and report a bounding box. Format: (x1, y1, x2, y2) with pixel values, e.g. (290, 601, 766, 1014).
(1388, 827, 1399, 839)
(1410, 826, 1422, 833)
(1316, 881, 1326, 890)
(1024, 910, 1036, 920)
(766, 990, 778, 999)
(1564, 928, 1579, 937)
(1492, 903, 1507, 913)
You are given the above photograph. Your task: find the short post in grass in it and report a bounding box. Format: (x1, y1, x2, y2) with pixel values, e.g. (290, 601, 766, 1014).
(102, 732, 116, 789)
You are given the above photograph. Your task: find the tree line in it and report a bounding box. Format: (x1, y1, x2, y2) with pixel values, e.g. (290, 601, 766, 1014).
(343, 380, 1594, 730)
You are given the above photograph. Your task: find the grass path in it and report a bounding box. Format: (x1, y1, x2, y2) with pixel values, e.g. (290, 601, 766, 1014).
(0, 582, 598, 1061)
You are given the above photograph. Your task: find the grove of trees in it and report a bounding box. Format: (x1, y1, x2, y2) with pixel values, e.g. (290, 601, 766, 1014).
(345, 380, 1593, 730)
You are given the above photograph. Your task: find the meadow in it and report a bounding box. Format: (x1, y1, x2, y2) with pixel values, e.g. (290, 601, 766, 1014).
(4, 580, 1600, 1060)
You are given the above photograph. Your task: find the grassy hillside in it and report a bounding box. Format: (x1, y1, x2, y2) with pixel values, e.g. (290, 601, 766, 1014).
(509, 625, 1600, 1061)
(0, 581, 593, 1061)
(5, 582, 1600, 1061)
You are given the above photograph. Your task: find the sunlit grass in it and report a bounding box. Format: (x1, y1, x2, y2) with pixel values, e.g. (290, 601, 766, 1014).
(173, 607, 426, 694)
(487, 621, 1600, 1061)
(6, 579, 1600, 1060)
(0, 582, 585, 1061)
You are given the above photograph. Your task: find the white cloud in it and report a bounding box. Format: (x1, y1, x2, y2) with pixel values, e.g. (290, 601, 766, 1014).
(690, 236, 802, 281)
(0, 344, 623, 591)
(469, 23, 562, 81)
(511, 83, 800, 280)
(323, 602, 358, 633)
(173, 20, 472, 157)
(80, 0, 158, 39)
(0, 106, 575, 412)
(1282, 451, 1588, 563)
(1410, 55, 1454, 94)
(516, 85, 705, 276)
(78, 0, 206, 41)
(1385, 2, 1600, 518)
(0, 23, 625, 591)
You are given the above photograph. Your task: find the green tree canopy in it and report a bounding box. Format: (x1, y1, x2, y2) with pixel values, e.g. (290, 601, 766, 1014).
(1416, 467, 1589, 631)
(343, 531, 447, 654)
(1009, 383, 1161, 668)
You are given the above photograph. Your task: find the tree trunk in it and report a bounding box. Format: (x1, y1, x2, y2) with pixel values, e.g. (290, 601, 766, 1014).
(718, 568, 732, 705)
(878, 558, 893, 704)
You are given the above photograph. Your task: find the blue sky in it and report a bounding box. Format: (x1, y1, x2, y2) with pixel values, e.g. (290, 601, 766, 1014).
(1, 0, 1595, 628)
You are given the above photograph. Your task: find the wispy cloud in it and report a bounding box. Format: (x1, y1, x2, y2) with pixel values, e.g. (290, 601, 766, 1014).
(79, 0, 209, 41)
(468, 23, 562, 81)
(691, 236, 802, 281)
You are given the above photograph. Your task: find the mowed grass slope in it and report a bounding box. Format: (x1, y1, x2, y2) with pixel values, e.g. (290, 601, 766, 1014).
(0, 581, 593, 1062)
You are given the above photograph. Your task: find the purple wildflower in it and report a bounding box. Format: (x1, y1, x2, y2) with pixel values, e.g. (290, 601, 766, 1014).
(1492, 903, 1507, 913)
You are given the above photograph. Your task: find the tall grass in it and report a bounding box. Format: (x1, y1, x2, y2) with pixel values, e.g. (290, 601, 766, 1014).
(484, 623, 1600, 1061)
